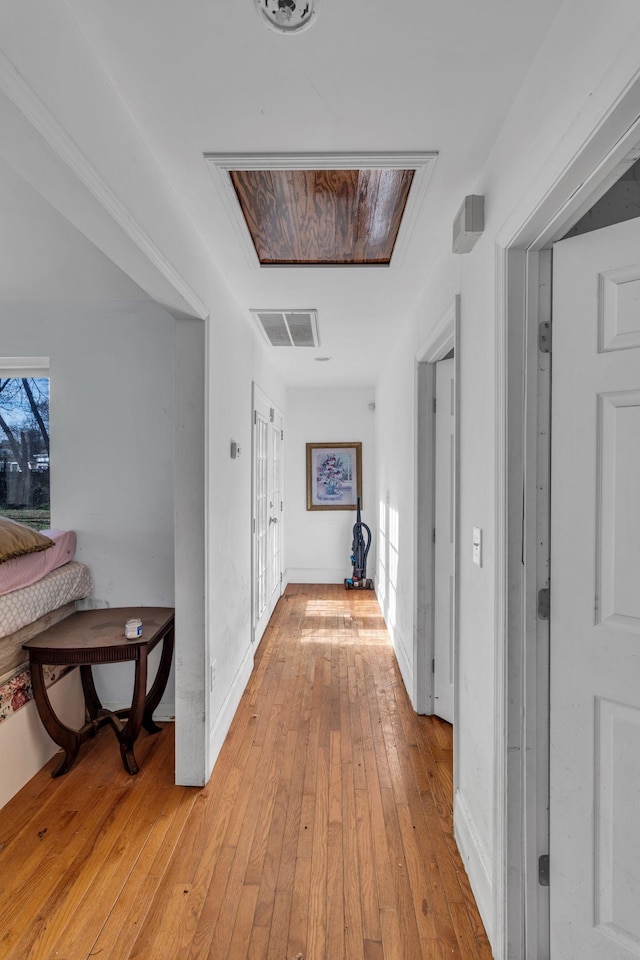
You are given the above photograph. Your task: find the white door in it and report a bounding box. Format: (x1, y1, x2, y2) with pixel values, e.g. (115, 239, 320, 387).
(434, 357, 455, 723)
(253, 392, 283, 644)
(551, 216, 640, 958)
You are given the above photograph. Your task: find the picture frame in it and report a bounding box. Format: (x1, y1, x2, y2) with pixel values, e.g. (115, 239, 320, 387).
(306, 442, 362, 511)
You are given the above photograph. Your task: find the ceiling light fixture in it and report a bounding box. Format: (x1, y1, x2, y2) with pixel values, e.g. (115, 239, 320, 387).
(254, 0, 318, 34)
(315, 356, 332, 362)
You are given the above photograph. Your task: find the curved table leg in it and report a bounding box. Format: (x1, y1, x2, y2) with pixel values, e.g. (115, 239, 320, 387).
(80, 664, 102, 724)
(118, 647, 148, 775)
(142, 625, 174, 734)
(30, 663, 80, 777)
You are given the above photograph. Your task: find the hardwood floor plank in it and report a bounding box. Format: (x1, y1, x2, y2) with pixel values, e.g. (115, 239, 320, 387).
(379, 785, 423, 957)
(355, 786, 382, 942)
(364, 938, 385, 960)
(326, 729, 345, 958)
(395, 803, 439, 940)
(183, 847, 237, 960)
(342, 754, 366, 960)
(307, 743, 329, 959)
(450, 899, 494, 959)
(0, 584, 493, 960)
(243, 746, 285, 889)
(286, 792, 315, 959)
(380, 906, 405, 960)
(228, 883, 261, 958)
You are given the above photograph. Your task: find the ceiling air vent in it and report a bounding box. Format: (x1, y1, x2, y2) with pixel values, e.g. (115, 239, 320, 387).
(252, 310, 319, 348)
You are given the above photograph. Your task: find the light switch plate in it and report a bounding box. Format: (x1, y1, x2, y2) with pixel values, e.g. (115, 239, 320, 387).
(472, 526, 482, 567)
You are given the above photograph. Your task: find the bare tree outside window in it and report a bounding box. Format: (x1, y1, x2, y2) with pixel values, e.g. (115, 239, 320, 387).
(0, 378, 50, 529)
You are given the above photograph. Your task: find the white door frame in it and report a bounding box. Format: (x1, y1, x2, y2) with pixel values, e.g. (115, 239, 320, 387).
(414, 296, 460, 721)
(493, 79, 640, 959)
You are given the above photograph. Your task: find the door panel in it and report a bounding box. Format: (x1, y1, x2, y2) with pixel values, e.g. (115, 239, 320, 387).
(434, 357, 455, 723)
(551, 217, 640, 958)
(269, 420, 282, 604)
(255, 412, 269, 630)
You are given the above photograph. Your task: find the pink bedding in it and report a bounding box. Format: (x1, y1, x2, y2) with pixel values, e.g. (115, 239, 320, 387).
(0, 530, 77, 597)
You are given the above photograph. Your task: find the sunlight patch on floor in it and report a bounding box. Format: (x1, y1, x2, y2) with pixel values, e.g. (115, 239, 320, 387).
(299, 597, 389, 645)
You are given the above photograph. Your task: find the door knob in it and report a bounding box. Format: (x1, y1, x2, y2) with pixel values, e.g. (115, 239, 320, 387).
(270, 516, 278, 524)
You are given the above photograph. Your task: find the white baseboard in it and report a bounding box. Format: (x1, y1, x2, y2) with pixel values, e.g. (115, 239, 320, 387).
(454, 787, 494, 945)
(390, 625, 414, 705)
(287, 566, 349, 584)
(206, 641, 254, 781)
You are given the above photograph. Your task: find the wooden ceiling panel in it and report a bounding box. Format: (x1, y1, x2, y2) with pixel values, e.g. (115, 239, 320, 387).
(230, 168, 414, 265)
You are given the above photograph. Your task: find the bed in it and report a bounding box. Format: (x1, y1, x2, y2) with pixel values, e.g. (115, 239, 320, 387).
(0, 520, 92, 725)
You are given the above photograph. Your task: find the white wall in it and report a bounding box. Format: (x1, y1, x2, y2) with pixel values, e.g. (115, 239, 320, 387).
(203, 289, 287, 775)
(0, 301, 176, 613)
(285, 386, 376, 584)
(0, 298, 176, 802)
(374, 3, 640, 949)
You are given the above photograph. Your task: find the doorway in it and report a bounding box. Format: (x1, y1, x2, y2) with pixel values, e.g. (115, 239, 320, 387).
(414, 297, 460, 721)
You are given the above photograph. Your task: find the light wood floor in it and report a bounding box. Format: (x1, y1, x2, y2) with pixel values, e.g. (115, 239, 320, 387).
(0, 584, 493, 960)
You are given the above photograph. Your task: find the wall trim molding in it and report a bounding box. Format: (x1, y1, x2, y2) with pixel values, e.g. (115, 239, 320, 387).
(416, 298, 457, 364)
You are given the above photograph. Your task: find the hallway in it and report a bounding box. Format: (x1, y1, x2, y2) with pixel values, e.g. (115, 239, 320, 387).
(0, 584, 492, 959)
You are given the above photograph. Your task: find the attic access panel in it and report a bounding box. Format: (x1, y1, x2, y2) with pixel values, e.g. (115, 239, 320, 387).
(229, 168, 414, 265)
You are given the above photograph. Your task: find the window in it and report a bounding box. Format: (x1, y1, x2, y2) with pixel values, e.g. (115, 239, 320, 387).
(0, 373, 50, 530)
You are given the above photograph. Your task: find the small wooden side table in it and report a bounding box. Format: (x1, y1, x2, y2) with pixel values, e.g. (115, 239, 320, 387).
(23, 606, 174, 777)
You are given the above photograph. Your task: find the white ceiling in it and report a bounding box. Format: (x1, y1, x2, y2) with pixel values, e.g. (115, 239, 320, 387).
(0, 0, 565, 385)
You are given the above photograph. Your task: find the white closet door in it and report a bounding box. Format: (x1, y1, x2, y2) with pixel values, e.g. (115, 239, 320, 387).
(550, 216, 640, 958)
(253, 392, 283, 644)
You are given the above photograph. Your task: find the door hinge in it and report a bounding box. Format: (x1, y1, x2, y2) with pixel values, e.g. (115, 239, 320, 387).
(538, 320, 552, 354)
(281, 429, 284, 441)
(253, 410, 257, 425)
(433, 397, 437, 414)
(432, 528, 436, 543)
(537, 586, 550, 621)
(538, 854, 550, 886)
(432, 658, 435, 673)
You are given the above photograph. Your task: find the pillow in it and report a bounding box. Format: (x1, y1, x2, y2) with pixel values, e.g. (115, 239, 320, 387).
(0, 517, 54, 564)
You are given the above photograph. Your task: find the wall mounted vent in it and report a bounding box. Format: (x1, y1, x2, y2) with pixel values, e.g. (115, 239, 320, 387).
(251, 310, 320, 347)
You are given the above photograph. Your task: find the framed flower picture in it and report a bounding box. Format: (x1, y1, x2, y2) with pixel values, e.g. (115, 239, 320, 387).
(306, 442, 362, 511)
